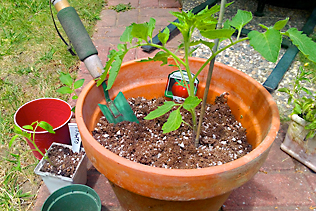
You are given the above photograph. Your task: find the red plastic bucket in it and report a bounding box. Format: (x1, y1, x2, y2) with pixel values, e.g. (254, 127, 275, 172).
(14, 98, 72, 159)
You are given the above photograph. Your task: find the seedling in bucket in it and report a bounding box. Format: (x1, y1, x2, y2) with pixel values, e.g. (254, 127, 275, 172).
(10, 121, 55, 165)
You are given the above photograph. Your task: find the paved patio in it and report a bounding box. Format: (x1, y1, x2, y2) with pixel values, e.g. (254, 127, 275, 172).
(34, 0, 316, 210)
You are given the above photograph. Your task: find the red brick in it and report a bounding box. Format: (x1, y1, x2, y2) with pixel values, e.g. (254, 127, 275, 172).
(107, 0, 139, 8)
(139, 8, 180, 18)
(94, 27, 126, 38)
(117, 9, 139, 26)
(159, 0, 181, 8)
(86, 168, 122, 209)
(224, 172, 315, 209)
(33, 184, 50, 211)
(139, 0, 159, 8)
(261, 124, 296, 171)
(95, 10, 117, 27)
(305, 173, 316, 193)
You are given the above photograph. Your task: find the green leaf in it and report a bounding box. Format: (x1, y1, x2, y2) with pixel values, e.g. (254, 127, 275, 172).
(301, 87, 313, 95)
(183, 96, 202, 110)
(9, 135, 19, 148)
(107, 56, 123, 90)
(57, 86, 73, 94)
(13, 125, 31, 139)
(201, 40, 215, 50)
(131, 23, 149, 41)
(74, 79, 85, 89)
(273, 18, 289, 30)
(72, 95, 78, 100)
(278, 87, 290, 93)
(200, 28, 236, 40)
(22, 125, 33, 130)
(38, 121, 55, 134)
(162, 108, 182, 133)
(144, 101, 176, 120)
(286, 28, 316, 63)
(148, 18, 156, 38)
(59, 73, 73, 86)
(153, 51, 169, 65)
(158, 27, 170, 45)
(248, 28, 282, 62)
(120, 25, 133, 43)
(305, 121, 316, 130)
(293, 103, 302, 114)
(229, 10, 252, 32)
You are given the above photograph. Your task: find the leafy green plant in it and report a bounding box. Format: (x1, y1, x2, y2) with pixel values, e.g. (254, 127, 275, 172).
(109, 3, 134, 13)
(98, 2, 316, 145)
(10, 121, 55, 165)
(57, 72, 85, 100)
(279, 66, 316, 139)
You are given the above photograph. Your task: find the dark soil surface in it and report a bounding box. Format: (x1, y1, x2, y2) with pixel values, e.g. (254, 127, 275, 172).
(40, 145, 85, 178)
(93, 93, 252, 169)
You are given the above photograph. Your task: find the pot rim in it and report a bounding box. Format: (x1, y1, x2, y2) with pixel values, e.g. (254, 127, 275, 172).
(14, 98, 72, 134)
(76, 58, 280, 177)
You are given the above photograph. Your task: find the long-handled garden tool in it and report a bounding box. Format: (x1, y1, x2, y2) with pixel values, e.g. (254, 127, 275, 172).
(50, 0, 138, 124)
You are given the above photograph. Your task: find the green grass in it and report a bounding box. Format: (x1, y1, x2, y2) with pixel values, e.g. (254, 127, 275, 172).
(0, 0, 105, 210)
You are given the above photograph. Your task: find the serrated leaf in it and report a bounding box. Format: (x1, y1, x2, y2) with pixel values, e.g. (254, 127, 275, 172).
(158, 27, 170, 45)
(162, 108, 182, 133)
(107, 56, 123, 90)
(59, 73, 73, 86)
(57, 86, 73, 94)
(200, 28, 236, 40)
(183, 96, 202, 110)
(38, 121, 55, 134)
(201, 40, 215, 50)
(273, 18, 289, 30)
(148, 18, 156, 38)
(120, 25, 133, 43)
(286, 28, 316, 63)
(248, 28, 282, 62)
(153, 51, 169, 65)
(131, 23, 149, 41)
(144, 101, 176, 120)
(74, 79, 85, 89)
(229, 10, 252, 32)
(98, 48, 125, 87)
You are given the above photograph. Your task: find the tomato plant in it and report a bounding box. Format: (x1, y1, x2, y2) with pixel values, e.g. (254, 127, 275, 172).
(172, 81, 189, 98)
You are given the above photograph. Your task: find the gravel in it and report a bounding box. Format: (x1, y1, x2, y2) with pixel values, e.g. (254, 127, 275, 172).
(190, 0, 316, 118)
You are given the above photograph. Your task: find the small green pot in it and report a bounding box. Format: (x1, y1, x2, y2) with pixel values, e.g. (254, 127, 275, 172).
(41, 184, 101, 211)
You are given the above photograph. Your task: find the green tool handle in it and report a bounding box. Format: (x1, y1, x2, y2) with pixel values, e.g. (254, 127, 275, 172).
(57, 7, 98, 61)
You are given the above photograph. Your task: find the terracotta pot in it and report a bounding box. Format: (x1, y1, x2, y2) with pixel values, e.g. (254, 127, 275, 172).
(281, 114, 316, 172)
(76, 58, 280, 211)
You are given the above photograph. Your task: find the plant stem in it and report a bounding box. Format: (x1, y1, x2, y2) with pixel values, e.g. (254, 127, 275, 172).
(195, 0, 226, 147)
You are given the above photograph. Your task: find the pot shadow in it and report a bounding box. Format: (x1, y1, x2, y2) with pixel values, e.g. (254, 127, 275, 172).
(223, 177, 276, 210)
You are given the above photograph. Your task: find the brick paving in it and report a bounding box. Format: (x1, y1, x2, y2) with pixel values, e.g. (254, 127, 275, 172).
(34, 0, 316, 210)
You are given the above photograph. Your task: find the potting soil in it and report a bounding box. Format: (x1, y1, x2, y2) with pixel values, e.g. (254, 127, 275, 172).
(93, 93, 252, 169)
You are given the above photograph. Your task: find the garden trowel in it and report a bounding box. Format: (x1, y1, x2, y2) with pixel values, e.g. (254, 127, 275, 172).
(50, 0, 138, 124)
(98, 81, 139, 124)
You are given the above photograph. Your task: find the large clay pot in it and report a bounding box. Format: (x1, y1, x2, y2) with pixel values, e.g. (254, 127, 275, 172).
(76, 58, 280, 211)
